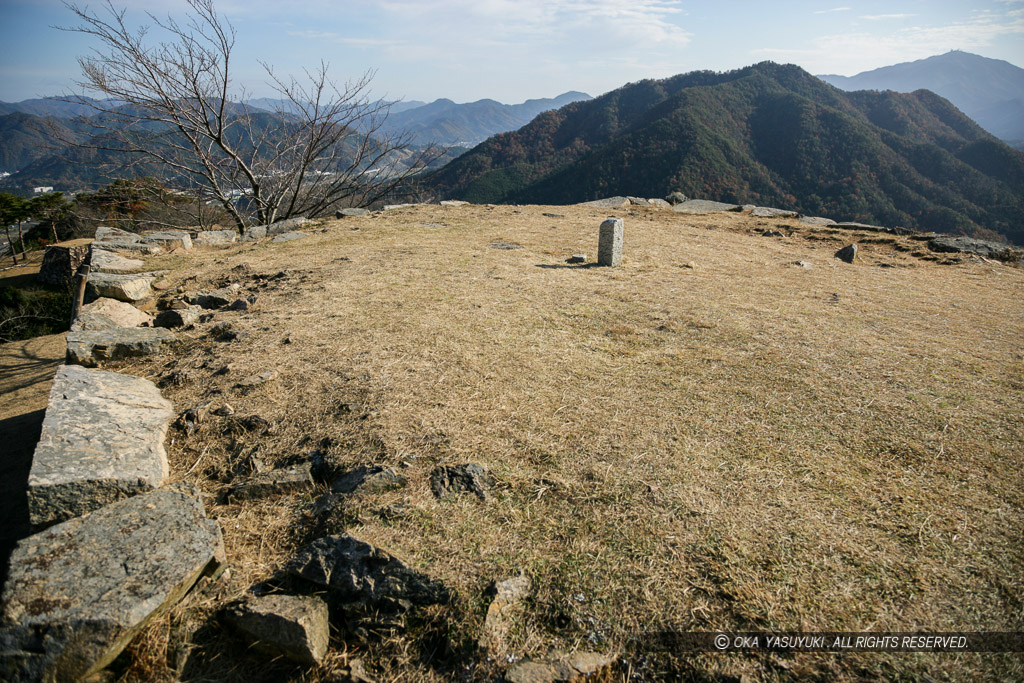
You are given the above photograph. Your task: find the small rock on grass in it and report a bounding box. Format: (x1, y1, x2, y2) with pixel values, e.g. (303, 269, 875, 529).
(835, 243, 858, 263)
(565, 254, 586, 264)
(479, 571, 531, 653)
(224, 463, 313, 501)
(430, 464, 495, 501)
(224, 594, 329, 665)
(235, 369, 279, 390)
(332, 465, 408, 495)
(505, 650, 618, 683)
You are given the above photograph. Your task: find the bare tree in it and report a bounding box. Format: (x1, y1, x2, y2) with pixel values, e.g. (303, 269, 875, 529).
(59, 0, 435, 233)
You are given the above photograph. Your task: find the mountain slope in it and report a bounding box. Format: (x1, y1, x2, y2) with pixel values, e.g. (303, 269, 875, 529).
(379, 91, 592, 146)
(819, 51, 1024, 141)
(426, 63, 1024, 244)
(0, 112, 94, 173)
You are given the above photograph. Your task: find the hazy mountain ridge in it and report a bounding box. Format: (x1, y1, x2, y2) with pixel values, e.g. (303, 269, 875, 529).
(819, 51, 1024, 141)
(425, 62, 1024, 244)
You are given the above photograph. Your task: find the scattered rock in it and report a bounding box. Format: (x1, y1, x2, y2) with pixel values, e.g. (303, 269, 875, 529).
(72, 297, 153, 331)
(158, 370, 193, 389)
(0, 489, 224, 681)
(193, 229, 239, 246)
(752, 207, 798, 218)
(928, 235, 1019, 260)
(430, 464, 494, 501)
(94, 226, 140, 243)
(90, 248, 145, 273)
(65, 327, 178, 367)
(235, 369, 280, 391)
(491, 242, 524, 250)
(383, 203, 418, 211)
(626, 196, 650, 206)
(186, 286, 239, 309)
(210, 321, 245, 341)
(242, 225, 268, 241)
(665, 191, 688, 205)
(565, 254, 586, 264)
(834, 221, 890, 233)
(479, 571, 531, 652)
(580, 196, 630, 209)
(834, 243, 859, 264)
(506, 651, 617, 683)
(286, 534, 449, 613)
(672, 199, 739, 213)
(794, 260, 814, 269)
(154, 305, 202, 328)
(37, 244, 90, 285)
(647, 198, 671, 208)
(26, 365, 172, 528)
(332, 465, 408, 495)
(226, 298, 251, 311)
(799, 216, 836, 226)
(225, 463, 313, 501)
(143, 230, 192, 250)
(542, 212, 565, 218)
(212, 403, 235, 417)
(273, 231, 309, 243)
(336, 208, 369, 218)
(761, 229, 786, 237)
(440, 200, 469, 207)
(224, 594, 329, 666)
(87, 272, 156, 303)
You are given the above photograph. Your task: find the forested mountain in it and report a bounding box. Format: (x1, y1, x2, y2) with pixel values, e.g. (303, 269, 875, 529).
(819, 51, 1024, 143)
(426, 62, 1024, 244)
(0, 112, 94, 173)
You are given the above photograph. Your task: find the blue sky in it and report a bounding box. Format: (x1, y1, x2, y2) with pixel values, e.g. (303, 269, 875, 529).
(1, 0, 1022, 104)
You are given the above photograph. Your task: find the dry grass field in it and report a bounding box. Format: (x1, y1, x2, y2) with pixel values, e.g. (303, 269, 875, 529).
(79, 204, 1024, 680)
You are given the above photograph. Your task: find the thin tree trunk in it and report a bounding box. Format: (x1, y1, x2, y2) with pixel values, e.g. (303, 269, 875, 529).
(4, 225, 16, 265)
(51, 222, 59, 244)
(17, 220, 26, 258)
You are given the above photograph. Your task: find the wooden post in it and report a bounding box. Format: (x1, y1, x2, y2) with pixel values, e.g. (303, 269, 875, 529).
(69, 251, 92, 326)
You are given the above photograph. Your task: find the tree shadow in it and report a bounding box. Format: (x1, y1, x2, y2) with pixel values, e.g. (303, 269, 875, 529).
(535, 263, 601, 270)
(0, 408, 44, 588)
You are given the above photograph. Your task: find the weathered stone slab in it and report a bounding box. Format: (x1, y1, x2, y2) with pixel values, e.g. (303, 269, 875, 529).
(225, 595, 329, 666)
(506, 651, 617, 683)
(192, 229, 239, 246)
(383, 203, 418, 210)
(647, 198, 671, 208)
(184, 285, 240, 309)
(440, 200, 469, 207)
(266, 217, 310, 236)
(430, 464, 495, 501)
(752, 206, 798, 218)
(154, 305, 202, 328)
(336, 207, 369, 218)
(286, 534, 449, 613)
(241, 225, 268, 241)
(598, 217, 623, 267)
(87, 272, 156, 303)
(332, 465, 408, 495)
(225, 463, 313, 501)
(66, 327, 177, 367)
(91, 248, 145, 273)
(0, 489, 224, 682)
(928, 235, 1019, 260)
(94, 226, 140, 243)
(27, 365, 173, 528)
(94, 239, 163, 255)
(143, 230, 192, 250)
(37, 245, 90, 285)
(272, 231, 308, 243)
(665, 191, 688, 205)
(834, 221, 890, 233)
(626, 196, 650, 206)
(799, 216, 837, 226)
(581, 196, 630, 209)
(672, 199, 739, 213)
(71, 297, 153, 332)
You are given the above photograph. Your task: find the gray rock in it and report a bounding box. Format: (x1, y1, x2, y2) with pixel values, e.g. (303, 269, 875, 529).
(185, 286, 239, 309)
(565, 254, 586, 264)
(440, 200, 469, 207)
(581, 196, 630, 209)
(94, 226, 140, 243)
(383, 203, 418, 210)
(286, 534, 449, 612)
(94, 240, 163, 255)
(266, 217, 310, 236)
(752, 207, 798, 218)
(799, 216, 837, 226)
(272, 231, 308, 243)
(928, 236, 1018, 260)
(336, 207, 370, 218)
(480, 571, 531, 653)
(626, 196, 650, 206)
(87, 272, 156, 303)
(241, 225, 268, 241)
(834, 221, 890, 233)
(225, 463, 313, 501)
(26, 365, 173, 528)
(794, 260, 814, 269)
(506, 651, 617, 683)
(192, 229, 239, 246)
(598, 217, 623, 267)
(665, 191, 688, 205)
(835, 243, 859, 264)
(235, 369, 280, 390)
(647, 198, 671, 208)
(143, 230, 192, 250)
(672, 199, 739, 213)
(72, 297, 152, 331)
(154, 305, 202, 328)
(0, 489, 224, 682)
(332, 465, 408, 495)
(430, 464, 495, 501)
(66, 327, 177, 367)
(224, 595, 329, 665)
(226, 298, 250, 311)
(38, 245, 90, 285)
(91, 248, 145, 273)
(761, 229, 786, 238)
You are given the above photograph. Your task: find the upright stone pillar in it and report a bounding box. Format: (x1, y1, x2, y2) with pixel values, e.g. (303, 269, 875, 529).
(598, 218, 623, 267)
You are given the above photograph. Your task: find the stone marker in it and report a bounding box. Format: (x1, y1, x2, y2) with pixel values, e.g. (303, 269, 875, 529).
(224, 595, 329, 665)
(598, 217, 623, 267)
(0, 489, 224, 682)
(38, 244, 90, 284)
(66, 327, 177, 367)
(27, 365, 173, 528)
(834, 243, 858, 264)
(91, 248, 145, 273)
(192, 229, 239, 246)
(87, 272, 156, 303)
(286, 534, 449, 613)
(505, 650, 617, 683)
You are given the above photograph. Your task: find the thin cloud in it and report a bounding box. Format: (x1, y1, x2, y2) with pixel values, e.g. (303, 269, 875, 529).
(860, 14, 918, 21)
(814, 7, 851, 14)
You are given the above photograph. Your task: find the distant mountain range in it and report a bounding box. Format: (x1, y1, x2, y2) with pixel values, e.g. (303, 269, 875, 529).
(819, 51, 1024, 145)
(426, 62, 1024, 245)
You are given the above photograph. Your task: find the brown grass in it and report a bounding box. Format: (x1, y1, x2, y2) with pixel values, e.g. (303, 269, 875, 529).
(106, 204, 1023, 681)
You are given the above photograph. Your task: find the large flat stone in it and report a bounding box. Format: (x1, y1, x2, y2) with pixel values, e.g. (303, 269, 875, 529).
(192, 229, 239, 246)
(66, 327, 177, 367)
(142, 230, 192, 250)
(672, 199, 740, 213)
(94, 240, 163, 255)
(90, 248, 145, 273)
(71, 297, 152, 332)
(224, 595, 329, 665)
(94, 226, 140, 243)
(580, 196, 630, 209)
(0, 489, 224, 682)
(27, 365, 173, 528)
(87, 272, 156, 303)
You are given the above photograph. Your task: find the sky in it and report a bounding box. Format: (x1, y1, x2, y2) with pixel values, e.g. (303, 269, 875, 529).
(1, 0, 1022, 105)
